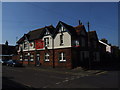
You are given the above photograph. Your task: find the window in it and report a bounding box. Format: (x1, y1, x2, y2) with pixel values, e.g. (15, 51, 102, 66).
(24, 54, 28, 61)
(44, 38, 49, 47)
(20, 55, 23, 61)
(30, 54, 34, 61)
(59, 52, 66, 62)
(45, 30, 49, 35)
(81, 37, 86, 47)
(30, 42, 34, 48)
(44, 53, 49, 61)
(75, 40, 79, 46)
(60, 35, 64, 46)
(59, 26, 66, 32)
(24, 41, 28, 49)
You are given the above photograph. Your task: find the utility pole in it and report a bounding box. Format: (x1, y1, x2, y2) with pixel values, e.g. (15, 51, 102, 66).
(87, 21, 91, 70)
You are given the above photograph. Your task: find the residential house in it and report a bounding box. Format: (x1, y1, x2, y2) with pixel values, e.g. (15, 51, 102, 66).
(17, 21, 89, 69)
(0, 41, 17, 60)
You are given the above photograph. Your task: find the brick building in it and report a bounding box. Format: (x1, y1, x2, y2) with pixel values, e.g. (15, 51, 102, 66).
(17, 21, 91, 69)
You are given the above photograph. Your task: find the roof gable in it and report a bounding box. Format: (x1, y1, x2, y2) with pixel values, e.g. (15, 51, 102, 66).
(88, 31, 98, 41)
(54, 21, 76, 38)
(74, 25, 87, 36)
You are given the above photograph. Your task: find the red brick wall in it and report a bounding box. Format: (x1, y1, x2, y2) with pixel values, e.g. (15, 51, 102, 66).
(18, 48, 72, 68)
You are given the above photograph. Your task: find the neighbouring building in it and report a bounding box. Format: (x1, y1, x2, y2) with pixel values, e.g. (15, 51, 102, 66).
(17, 21, 90, 69)
(0, 41, 17, 60)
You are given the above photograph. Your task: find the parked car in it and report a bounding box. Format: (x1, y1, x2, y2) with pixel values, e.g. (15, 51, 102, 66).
(0, 59, 9, 65)
(6, 60, 23, 67)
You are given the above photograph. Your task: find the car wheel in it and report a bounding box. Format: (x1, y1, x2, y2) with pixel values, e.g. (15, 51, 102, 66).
(12, 64, 14, 67)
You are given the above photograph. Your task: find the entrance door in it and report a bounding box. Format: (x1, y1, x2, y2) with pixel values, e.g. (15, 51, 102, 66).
(36, 54, 40, 66)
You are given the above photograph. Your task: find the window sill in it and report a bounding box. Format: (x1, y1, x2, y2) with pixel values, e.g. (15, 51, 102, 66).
(59, 60, 66, 62)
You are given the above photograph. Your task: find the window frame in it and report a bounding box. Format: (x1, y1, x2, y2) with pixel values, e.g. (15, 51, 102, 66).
(44, 37, 49, 47)
(59, 52, 66, 62)
(60, 34, 64, 46)
(44, 53, 50, 62)
(30, 54, 34, 62)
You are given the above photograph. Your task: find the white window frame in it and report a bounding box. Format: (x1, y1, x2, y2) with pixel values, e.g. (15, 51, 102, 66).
(24, 41, 28, 49)
(44, 53, 49, 61)
(60, 35, 64, 46)
(20, 55, 23, 61)
(45, 30, 50, 35)
(24, 54, 28, 61)
(75, 40, 79, 46)
(30, 54, 34, 61)
(44, 38, 49, 47)
(59, 52, 66, 62)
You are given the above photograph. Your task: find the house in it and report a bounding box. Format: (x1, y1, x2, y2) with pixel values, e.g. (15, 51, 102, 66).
(0, 41, 17, 60)
(87, 31, 101, 67)
(17, 21, 89, 69)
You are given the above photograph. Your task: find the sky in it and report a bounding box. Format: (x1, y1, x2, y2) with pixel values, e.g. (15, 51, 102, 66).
(2, 2, 118, 46)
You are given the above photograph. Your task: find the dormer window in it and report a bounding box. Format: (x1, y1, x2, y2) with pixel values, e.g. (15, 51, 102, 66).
(59, 26, 66, 32)
(45, 30, 49, 35)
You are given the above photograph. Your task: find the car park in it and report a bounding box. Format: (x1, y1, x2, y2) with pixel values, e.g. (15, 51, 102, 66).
(6, 60, 23, 67)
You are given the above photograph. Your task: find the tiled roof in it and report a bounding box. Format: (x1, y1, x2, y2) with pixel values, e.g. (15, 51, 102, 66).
(88, 31, 98, 40)
(55, 21, 77, 35)
(17, 25, 55, 43)
(74, 25, 86, 35)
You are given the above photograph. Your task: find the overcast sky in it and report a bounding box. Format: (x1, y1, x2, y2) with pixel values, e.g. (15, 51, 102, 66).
(2, 2, 118, 46)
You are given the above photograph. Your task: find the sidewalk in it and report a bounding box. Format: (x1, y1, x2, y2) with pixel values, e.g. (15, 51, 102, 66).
(24, 65, 106, 76)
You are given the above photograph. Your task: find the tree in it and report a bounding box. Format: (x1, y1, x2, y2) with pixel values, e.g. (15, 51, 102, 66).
(100, 38, 108, 44)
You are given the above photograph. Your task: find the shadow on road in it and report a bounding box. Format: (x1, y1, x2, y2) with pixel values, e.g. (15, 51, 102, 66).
(2, 77, 33, 89)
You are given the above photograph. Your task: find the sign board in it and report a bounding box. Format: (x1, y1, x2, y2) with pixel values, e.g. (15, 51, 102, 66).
(35, 39, 44, 49)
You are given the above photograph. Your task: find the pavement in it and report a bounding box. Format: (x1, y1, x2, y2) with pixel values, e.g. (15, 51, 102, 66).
(24, 65, 107, 76)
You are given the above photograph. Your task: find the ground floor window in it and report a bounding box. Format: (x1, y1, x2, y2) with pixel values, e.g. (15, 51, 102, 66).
(24, 53, 28, 61)
(59, 52, 66, 62)
(20, 55, 23, 61)
(44, 53, 49, 61)
(30, 54, 34, 61)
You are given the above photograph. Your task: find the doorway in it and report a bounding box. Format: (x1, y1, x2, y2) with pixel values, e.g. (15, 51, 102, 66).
(36, 53, 40, 66)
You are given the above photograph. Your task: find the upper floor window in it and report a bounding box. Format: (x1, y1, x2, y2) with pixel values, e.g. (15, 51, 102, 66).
(44, 53, 49, 62)
(59, 26, 66, 32)
(81, 37, 86, 47)
(44, 37, 49, 47)
(45, 30, 50, 35)
(29, 42, 34, 48)
(24, 41, 28, 49)
(60, 35, 64, 46)
(75, 40, 79, 46)
(59, 52, 66, 62)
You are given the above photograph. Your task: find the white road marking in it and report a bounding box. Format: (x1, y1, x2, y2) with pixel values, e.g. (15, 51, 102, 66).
(56, 82, 61, 84)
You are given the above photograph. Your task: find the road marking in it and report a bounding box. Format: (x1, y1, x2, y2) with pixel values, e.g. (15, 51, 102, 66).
(56, 82, 61, 84)
(95, 71, 107, 75)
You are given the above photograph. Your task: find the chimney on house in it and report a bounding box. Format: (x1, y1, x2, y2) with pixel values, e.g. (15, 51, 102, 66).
(87, 21, 90, 32)
(79, 20, 82, 25)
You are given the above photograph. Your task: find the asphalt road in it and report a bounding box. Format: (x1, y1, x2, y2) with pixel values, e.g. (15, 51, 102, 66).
(2, 65, 119, 88)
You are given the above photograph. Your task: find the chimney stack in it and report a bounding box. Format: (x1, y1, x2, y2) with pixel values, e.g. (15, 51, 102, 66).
(79, 20, 82, 25)
(87, 21, 90, 32)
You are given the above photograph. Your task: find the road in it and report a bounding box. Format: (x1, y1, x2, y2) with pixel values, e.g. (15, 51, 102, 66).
(2, 65, 119, 88)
